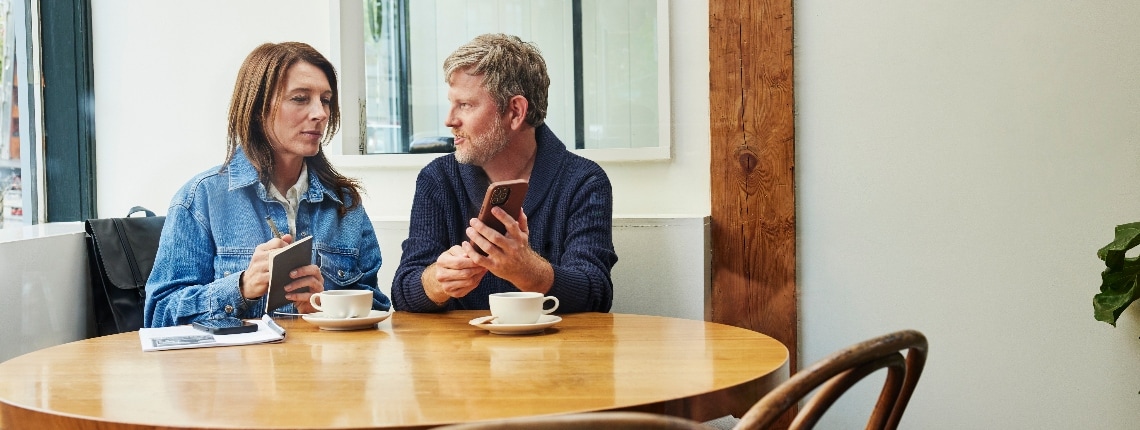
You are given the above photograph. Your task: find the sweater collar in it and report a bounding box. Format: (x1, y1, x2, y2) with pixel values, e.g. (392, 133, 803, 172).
(459, 123, 566, 213)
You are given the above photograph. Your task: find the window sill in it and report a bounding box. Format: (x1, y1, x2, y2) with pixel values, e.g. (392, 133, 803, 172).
(327, 145, 671, 170)
(0, 221, 85, 244)
(327, 153, 449, 169)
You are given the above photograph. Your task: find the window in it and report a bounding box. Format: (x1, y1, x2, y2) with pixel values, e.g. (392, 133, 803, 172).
(0, 0, 96, 230)
(0, 0, 21, 229)
(355, 0, 669, 160)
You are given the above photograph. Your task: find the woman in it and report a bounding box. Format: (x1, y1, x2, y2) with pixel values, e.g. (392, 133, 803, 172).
(144, 42, 390, 328)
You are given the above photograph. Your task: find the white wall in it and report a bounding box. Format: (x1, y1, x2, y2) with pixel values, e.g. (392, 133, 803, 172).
(0, 223, 89, 363)
(90, 1, 333, 219)
(796, 1, 1140, 428)
(86, 0, 1140, 428)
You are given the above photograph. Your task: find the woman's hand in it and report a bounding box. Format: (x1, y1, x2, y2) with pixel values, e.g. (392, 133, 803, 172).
(288, 264, 324, 313)
(239, 233, 325, 313)
(240, 234, 294, 299)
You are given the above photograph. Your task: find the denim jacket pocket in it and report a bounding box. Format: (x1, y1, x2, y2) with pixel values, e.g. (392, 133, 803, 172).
(317, 246, 363, 287)
(215, 247, 254, 280)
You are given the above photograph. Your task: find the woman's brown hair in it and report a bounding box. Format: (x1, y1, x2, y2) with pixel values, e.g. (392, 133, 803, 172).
(223, 42, 363, 216)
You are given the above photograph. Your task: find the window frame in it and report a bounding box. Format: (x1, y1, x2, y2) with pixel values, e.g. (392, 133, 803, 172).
(37, 0, 96, 222)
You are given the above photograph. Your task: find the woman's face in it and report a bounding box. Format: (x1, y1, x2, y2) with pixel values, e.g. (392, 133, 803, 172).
(268, 61, 331, 163)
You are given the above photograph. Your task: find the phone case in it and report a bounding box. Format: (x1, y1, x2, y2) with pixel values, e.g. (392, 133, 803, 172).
(192, 318, 258, 335)
(473, 179, 529, 255)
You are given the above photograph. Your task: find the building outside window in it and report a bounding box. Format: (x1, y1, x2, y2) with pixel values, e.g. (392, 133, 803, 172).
(0, 0, 21, 230)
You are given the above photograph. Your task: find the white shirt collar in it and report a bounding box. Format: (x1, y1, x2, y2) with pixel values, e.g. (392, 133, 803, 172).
(268, 163, 309, 236)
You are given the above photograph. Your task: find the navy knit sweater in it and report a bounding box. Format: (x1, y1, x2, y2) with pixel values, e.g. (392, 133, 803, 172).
(392, 124, 617, 313)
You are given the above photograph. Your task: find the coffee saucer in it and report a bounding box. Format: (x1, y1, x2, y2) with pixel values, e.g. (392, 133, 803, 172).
(469, 314, 562, 335)
(302, 310, 391, 331)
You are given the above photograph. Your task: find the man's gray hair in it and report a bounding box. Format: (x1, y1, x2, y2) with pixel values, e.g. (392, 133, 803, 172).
(443, 33, 549, 127)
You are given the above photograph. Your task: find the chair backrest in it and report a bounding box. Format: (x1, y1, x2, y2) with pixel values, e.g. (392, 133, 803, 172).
(734, 330, 928, 430)
(433, 411, 714, 430)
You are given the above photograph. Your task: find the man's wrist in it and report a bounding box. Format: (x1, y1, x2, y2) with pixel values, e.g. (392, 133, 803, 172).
(421, 265, 451, 307)
(512, 251, 554, 294)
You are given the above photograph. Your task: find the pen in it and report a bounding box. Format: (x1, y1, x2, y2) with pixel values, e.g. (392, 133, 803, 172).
(266, 216, 283, 239)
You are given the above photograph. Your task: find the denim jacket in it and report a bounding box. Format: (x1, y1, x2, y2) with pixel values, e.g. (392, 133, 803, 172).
(144, 149, 390, 328)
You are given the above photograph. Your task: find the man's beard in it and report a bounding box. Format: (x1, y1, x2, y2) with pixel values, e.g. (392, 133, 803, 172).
(455, 115, 509, 166)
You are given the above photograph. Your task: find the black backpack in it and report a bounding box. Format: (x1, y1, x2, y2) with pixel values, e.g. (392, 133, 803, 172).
(84, 206, 164, 336)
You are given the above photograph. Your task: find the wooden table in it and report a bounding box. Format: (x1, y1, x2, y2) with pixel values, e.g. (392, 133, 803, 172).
(0, 311, 788, 430)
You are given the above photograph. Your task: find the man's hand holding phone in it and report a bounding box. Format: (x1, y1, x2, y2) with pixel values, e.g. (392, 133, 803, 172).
(469, 180, 528, 256)
(424, 180, 529, 304)
(465, 207, 551, 292)
(465, 206, 530, 262)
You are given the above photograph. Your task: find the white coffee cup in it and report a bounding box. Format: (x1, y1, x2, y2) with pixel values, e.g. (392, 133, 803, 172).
(488, 292, 559, 324)
(309, 290, 372, 319)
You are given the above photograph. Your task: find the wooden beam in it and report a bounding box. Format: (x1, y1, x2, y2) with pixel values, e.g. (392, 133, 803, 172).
(708, 0, 797, 390)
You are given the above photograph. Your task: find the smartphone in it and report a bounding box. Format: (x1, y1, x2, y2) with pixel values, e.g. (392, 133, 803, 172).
(191, 317, 258, 335)
(472, 179, 529, 255)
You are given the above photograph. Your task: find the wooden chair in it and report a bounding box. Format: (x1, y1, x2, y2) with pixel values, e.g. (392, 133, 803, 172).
(734, 330, 928, 430)
(433, 411, 715, 430)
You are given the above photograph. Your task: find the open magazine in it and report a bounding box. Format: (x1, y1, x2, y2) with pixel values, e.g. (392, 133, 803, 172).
(138, 314, 285, 352)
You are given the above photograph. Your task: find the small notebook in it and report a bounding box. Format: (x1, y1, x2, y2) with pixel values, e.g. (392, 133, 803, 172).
(265, 235, 313, 314)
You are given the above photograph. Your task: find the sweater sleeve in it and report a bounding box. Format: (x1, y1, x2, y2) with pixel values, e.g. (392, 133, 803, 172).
(391, 170, 453, 312)
(543, 173, 617, 312)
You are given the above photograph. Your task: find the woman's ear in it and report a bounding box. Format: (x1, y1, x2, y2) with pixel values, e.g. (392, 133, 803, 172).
(506, 95, 529, 130)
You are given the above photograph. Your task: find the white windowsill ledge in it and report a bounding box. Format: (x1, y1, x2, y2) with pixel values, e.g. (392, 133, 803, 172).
(328, 146, 671, 170)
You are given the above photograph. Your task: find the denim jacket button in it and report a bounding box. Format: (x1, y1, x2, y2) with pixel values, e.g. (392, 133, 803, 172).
(338, 270, 345, 278)
(223, 271, 231, 277)
(225, 305, 234, 314)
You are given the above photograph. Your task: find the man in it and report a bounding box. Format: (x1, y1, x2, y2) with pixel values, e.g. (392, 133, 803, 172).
(392, 33, 617, 313)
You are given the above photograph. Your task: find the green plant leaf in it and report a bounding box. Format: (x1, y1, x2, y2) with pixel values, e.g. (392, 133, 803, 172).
(1094, 222, 1140, 326)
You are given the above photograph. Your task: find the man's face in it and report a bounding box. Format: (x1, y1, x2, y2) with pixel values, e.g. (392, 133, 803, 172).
(445, 71, 509, 166)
